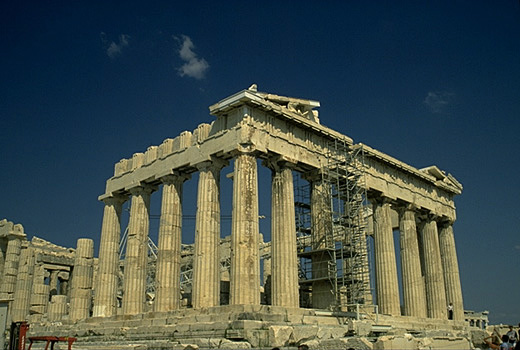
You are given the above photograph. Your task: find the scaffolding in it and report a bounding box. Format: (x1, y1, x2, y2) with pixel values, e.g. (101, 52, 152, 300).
(296, 140, 371, 311)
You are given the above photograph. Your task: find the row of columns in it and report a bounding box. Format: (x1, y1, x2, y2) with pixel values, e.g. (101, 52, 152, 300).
(371, 196, 464, 320)
(92, 153, 463, 321)
(0, 238, 94, 323)
(93, 152, 301, 316)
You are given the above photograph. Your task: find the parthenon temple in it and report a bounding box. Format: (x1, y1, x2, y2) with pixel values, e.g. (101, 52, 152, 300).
(1, 86, 483, 349)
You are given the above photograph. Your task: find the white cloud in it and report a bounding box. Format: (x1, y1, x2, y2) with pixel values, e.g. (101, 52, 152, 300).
(423, 91, 454, 114)
(101, 33, 130, 59)
(176, 35, 209, 80)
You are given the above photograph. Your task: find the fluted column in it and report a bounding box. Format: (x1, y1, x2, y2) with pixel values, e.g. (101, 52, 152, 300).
(93, 195, 125, 317)
(11, 248, 36, 322)
(155, 173, 188, 312)
(421, 215, 447, 319)
(230, 152, 260, 305)
(439, 221, 464, 320)
(70, 238, 94, 321)
(0, 236, 22, 297)
(122, 185, 154, 315)
(0, 241, 5, 280)
(399, 205, 427, 317)
(192, 159, 226, 309)
(372, 196, 400, 316)
(49, 270, 59, 295)
(268, 158, 299, 308)
(30, 264, 50, 320)
(309, 176, 335, 309)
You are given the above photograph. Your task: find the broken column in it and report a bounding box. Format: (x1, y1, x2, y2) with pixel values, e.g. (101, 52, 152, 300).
(439, 221, 464, 320)
(49, 270, 59, 296)
(309, 176, 335, 309)
(0, 240, 5, 280)
(421, 215, 447, 319)
(122, 185, 154, 315)
(48, 295, 68, 321)
(155, 173, 187, 312)
(269, 159, 299, 308)
(93, 195, 125, 317)
(192, 160, 226, 308)
(30, 263, 50, 321)
(399, 206, 427, 317)
(372, 196, 400, 316)
(11, 248, 36, 322)
(230, 152, 260, 305)
(69, 238, 94, 321)
(0, 235, 23, 297)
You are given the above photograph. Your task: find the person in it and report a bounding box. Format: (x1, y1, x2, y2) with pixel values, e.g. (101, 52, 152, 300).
(500, 334, 512, 350)
(516, 323, 520, 350)
(485, 328, 504, 350)
(507, 325, 518, 348)
(447, 302, 454, 320)
(298, 345, 309, 350)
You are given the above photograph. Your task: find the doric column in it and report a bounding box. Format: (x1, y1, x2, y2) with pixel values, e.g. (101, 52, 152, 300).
(0, 241, 5, 280)
(267, 157, 299, 308)
(421, 215, 447, 319)
(308, 175, 335, 309)
(192, 161, 222, 308)
(49, 270, 59, 295)
(122, 185, 154, 315)
(398, 205, 427, 317)
(93, 195, 125, 317)
(439, 221, 464, 320)
(30, 263, 50, 320)
(372, 196, 400, 316)
(230, 152, 260, 305)
(11, 248, 36, 323)
(191, 159, 227, 309)
(0, 236, 22, 297)
(155, 173, 189, 312)
(70, 238, 94, 321)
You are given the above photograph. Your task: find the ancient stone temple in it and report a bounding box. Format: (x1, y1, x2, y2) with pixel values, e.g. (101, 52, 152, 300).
(2, 86, 476, 349)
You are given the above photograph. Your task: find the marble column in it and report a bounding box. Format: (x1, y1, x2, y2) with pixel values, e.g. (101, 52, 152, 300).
(439, 221, 464, 320)
(30, 264, 50, 320)
(0, 240, 5, 280)
(93, 195, 125, 317)
(70, 238, 94, 321)
(421, 215, 447, 319)
(155, 173, 188, 312)
(230, 152, 260, 305)
(48, 295, 68, 321)
(0, 236, 22, 297)
(399, 206, 427, 317)
(49, 270, 59, 295)
(372, 196, 400, 316)
(122, 185, 154, 315)
(309, 177, 335, 309)
(192, 160, 226, 308)
(11, 248, 36, 322)
(269, 159, 299, 308)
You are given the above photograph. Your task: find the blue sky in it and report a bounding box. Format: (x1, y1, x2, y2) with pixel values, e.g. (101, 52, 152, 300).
(1, 1, 519, 325)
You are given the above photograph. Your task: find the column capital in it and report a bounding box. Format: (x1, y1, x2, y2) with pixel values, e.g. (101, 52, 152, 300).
(417, 210, 440, 223)
(301, 168, 322, 182)
(438, 217, 455, 228)
(101, 194, 128, 206)
(368, 191, 395, 206)
(395, 201, 419, 215)
(127, 184, 157, 196)
(262, 154, 297, 172)
(160, 172, 191, 185)
(195, 157, 228, 172)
